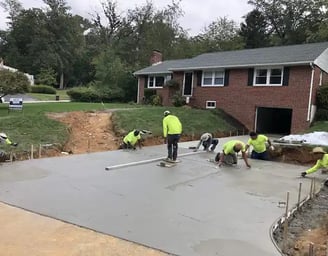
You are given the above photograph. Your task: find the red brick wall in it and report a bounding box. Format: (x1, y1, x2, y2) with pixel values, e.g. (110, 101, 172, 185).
(188, 66, 319, 133)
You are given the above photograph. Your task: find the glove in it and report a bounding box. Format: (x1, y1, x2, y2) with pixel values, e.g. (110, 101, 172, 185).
(163, 138, 167, 144)
(269, 145, 275, 151)
(301, 172, 307, 177)
(11, 142, 18, 147)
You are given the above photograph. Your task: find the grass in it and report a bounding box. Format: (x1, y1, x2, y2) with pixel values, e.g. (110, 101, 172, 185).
(27, 89, 70, 101)
(0, 102, 137, 152)
(307, 121, 328, 132)
(112, 106, 239, 136)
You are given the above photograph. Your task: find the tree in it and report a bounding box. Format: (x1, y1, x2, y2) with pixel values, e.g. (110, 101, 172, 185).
(240, 9, 271, 48)
(247, 0, 328, 45)
(0, 0, 23, 27)
(0, 69, 30, 99)
(195, 17, 244, 52)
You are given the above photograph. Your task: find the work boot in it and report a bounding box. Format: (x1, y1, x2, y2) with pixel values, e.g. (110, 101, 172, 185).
(301, 172, 307, 178)
(324, 179, 328, 187)
(165, 157, 173, 162)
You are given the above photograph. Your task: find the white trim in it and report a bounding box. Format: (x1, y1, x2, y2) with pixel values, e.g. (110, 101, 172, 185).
(253, 67, 284, 86)
(201, 70, 225, 87)
(147, 75, 165, 89)
(169, 61, 310, 72)
(307, 63, 315, 121)
(319, 71, 323, 86)
(206, 100, 216, 109)
(254, 107, 258, 132)
(137, 77, 140, 103)
(182, 72, 193, 96)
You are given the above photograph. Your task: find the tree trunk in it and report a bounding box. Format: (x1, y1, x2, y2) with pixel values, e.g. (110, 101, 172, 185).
(59, 72, 64, 89)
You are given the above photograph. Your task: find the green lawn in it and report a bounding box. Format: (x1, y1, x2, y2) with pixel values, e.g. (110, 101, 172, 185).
(27, 89, 70, 101)
(307, 121, 328, 132)
(112, 106, 239, 136)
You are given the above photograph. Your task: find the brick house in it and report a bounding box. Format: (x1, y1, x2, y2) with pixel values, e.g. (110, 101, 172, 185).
(134, 43, 328, 134)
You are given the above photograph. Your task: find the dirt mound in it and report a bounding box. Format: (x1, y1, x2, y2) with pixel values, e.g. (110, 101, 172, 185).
(47, 111, 120, 154)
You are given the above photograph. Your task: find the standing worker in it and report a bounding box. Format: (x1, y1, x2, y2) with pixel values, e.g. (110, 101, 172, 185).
(216, 140, 251, 168)
(119, 130, 142, 150)
(245, 131, 274, 160)
(163, 110, 182, 162)
(301, 147, 328, 186)
(194, 133, 219, 152)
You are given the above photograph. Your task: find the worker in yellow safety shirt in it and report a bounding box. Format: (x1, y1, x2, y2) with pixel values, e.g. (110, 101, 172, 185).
(119, 130, 142, 150)
(245, 131, 274, 160)
(0, 132, 18, 159)
(215, 140, 251, 168)
(301, 147, 328, 186)
(163, 110, 182, 162)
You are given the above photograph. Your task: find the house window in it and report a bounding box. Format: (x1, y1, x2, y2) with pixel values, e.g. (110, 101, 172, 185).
(254, 68, 283, 86)
(206, 101, 216, 109)
(148, 75, 165, 88)
(202, 70, 224, 86)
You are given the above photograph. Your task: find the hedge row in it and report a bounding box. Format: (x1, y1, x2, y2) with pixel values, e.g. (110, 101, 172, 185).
(31, 85, 56, 94)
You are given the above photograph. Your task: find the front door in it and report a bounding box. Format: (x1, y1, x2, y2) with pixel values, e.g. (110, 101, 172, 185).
(183, 72, 193, 96)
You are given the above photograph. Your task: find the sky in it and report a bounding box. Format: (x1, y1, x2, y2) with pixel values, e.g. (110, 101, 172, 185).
(0, 0, 252, 36)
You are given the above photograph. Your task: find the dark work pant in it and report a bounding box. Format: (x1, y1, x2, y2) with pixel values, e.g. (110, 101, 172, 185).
(251, 150, 269, 160)
(203, 138, 219, 151)
(167, 134, 180, 161)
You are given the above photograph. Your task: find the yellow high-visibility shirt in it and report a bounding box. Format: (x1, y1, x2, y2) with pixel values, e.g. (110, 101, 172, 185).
(247, 134, 268, 153)
(306, 154, 328, 174)
(223, 140, 246, 155)
(163, 115, 182, 137)
(123, 130, 141, 146)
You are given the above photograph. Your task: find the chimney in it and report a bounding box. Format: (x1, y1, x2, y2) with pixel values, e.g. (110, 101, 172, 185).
(150, 50, 163, 65)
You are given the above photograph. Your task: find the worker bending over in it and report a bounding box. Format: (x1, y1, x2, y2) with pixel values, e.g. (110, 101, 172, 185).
(245, 131, 274, 160)
(119, 130, 142, 150)
(194, 133, 218, 152)
(215, 140, 251, 168)
(163, 110, 182, 162)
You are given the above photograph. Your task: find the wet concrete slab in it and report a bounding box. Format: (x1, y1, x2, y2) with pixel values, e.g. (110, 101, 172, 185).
(0, 136, 325, 256)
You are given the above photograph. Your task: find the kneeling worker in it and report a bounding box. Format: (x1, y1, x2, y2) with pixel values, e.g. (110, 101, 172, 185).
(194, 133, 219, 152)
(120, 130, 142, 150)
(301, 147, 328, 186)
(216, 140, 251, 168)
(245, 131, 274, 160)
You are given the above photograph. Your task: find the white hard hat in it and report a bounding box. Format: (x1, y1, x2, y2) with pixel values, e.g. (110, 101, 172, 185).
(164, 110, 171, 116)
(201, 133, 210, 141)
(0, 133, 7, 139)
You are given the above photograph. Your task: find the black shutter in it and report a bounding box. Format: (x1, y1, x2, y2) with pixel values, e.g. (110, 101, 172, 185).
(224, 69, 230, 86)
(144, 75, 148, 88)
(196, 71, 202, 86)
(247, 68, 254, 86)
(282, 67, 290, 86)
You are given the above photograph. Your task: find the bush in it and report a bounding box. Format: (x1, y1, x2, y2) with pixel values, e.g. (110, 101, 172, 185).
(150, 95, 162, 106)
(143, 89, 156, 104)
(317, 85, 328, 109)
(172, 92, 186, 107)
(31, 85, 56, 94)
(164, 79, 180, 88)
(67, 87, 101, 102)
(0, 70, 30, 95)
(315, 108, 328, 121)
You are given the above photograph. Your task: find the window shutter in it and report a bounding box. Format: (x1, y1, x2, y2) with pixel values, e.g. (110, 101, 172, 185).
(196, 71, 202, 86)
(144, 75, 148, 87)
(282, 67, 290, 86)
(247, 68, 254, 86)
(224, 69, 230, 86)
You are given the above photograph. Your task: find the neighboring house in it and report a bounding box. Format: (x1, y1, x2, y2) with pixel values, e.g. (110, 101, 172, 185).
(134, 43, 328, 134)
(0, 60, 34, 85)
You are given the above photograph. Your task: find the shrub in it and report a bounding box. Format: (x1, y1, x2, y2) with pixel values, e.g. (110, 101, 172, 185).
(67, 87, 101, 102)
(172, 92, 186, 107)
(31, 85, 56, 94)
(317, 85, 328, 109)
(315, 108, 328, 121)
(165, 79, 180, 88)
(143, 89, 156, 104)
(150, 95, 162, 106)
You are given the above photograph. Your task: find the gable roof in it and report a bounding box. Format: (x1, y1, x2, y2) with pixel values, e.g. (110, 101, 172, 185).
(134, 42, 328, 75)
(133, 59, 191, 75)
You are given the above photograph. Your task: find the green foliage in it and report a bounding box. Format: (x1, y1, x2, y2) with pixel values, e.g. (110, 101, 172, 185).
(143, 88, 156, 104)
(150, 95, 162, 106)
(0, 69, 30, 96)
(172, 92, 186, 107)
(315, 109, 328, 121)
(165, 79, 179, 88)
(35, 67, 57, 86)
(31, 85, 56, 94)
(308, 121, 328, 132)
(66, 87, 101, 102)
(316, 86, 328, 109)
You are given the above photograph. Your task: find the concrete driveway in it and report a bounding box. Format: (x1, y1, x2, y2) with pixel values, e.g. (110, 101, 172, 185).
(0, 136, 324, 256)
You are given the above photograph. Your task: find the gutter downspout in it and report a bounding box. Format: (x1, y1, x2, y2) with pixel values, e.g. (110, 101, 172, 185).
(307, 63, 315, 122)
